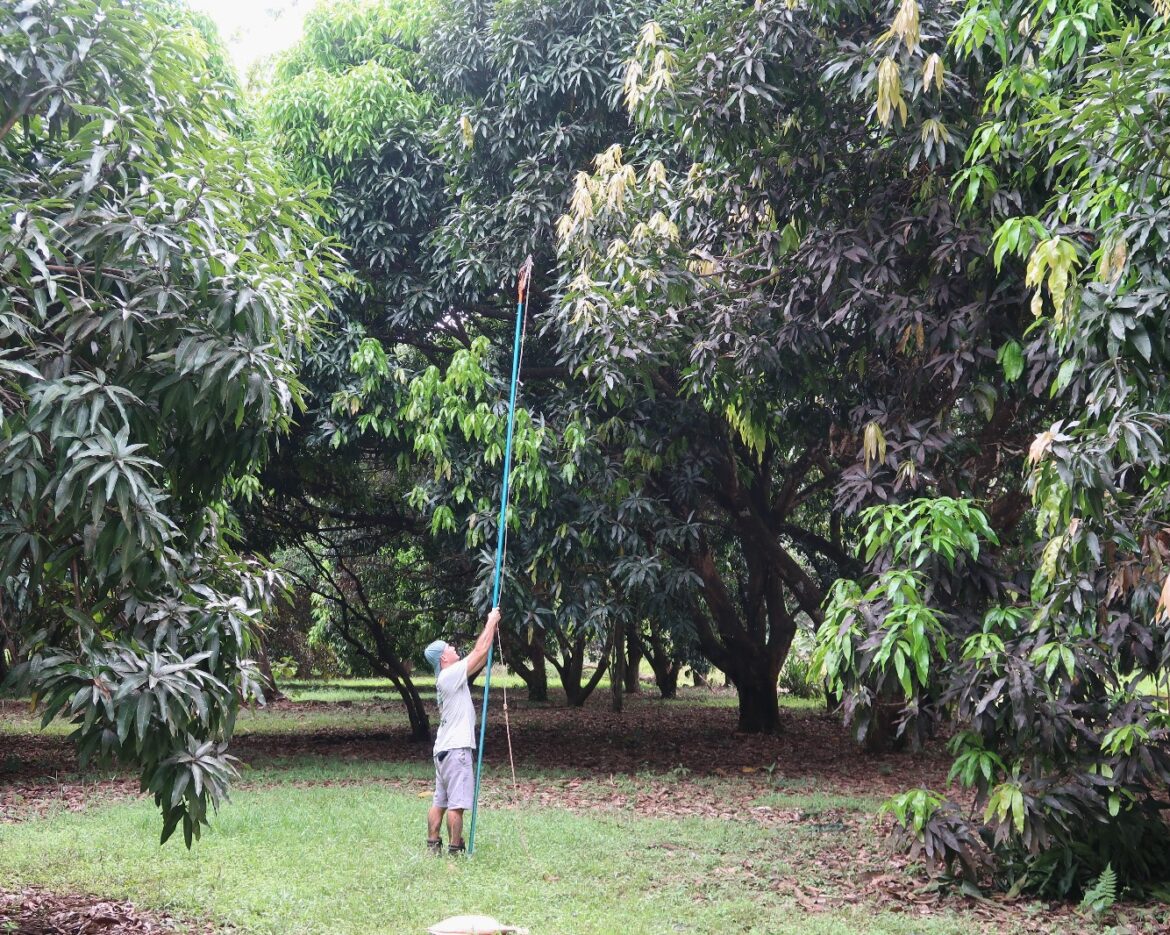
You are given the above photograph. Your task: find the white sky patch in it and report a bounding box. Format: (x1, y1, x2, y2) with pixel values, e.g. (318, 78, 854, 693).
(188, 0, 311, 75)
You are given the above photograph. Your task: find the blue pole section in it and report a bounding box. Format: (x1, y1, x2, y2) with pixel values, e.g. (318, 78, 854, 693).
(468, 261, 529, 855)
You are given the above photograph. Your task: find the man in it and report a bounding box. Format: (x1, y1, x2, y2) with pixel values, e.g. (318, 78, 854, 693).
(423, 606, 500, 855)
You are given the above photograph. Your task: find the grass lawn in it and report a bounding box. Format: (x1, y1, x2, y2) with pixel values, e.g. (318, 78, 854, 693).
(5, 681, 1153, 934)
(1, 778, 1009, 935)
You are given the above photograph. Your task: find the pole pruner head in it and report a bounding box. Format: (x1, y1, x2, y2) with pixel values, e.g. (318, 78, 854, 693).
(517, 255, 534, 304)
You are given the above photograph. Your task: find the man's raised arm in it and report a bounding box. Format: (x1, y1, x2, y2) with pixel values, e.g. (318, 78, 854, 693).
(464, 607, 500, 677)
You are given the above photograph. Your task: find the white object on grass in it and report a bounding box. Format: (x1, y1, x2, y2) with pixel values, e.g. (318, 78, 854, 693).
(427, 915, 529, 934)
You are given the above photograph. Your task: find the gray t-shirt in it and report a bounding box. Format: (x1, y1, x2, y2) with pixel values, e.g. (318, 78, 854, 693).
(434, 658, 477, 754)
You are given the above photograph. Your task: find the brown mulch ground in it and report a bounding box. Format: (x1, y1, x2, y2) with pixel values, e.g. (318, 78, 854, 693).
(3, 690, 951, 823)
(0, 888, 219, 935)
(240, 691, 955, 794)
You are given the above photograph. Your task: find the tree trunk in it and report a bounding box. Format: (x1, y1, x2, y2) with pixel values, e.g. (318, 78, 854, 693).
(638, 624, 680, 699)
(526, 627, 548, 702)
(0, 636, 10, 686)
(611, 618, 625, 713)
(863, 695, 909, 754)
(502, 624, 549, 702)
(686, 535, 798, 735)
(255, 632, 286, 702)
(372, 642, 430, 742)
(332, 602, 431, 742)
(624, 627, 642, 693)
(722, 645, 787, 733)
(734, 674, 782, 733)
(658, 665, 679, 698)
(374, 647, 431, 742)
(651, 663, 678, 698)
(398, 674, 431, 742)
(648, 433, 829, 732)
(549, 625, 613, 707)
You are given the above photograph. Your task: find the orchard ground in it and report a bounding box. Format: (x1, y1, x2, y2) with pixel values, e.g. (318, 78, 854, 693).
(1, 677, 1167, 934)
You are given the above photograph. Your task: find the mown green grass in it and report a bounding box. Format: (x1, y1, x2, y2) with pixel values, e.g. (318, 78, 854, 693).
(237, 756, 879, 819)
(0, 683, 1076, 933)
(235, 705, 407, 736)
(0, 783, 1013, 935)
(0, 709, 72, 737)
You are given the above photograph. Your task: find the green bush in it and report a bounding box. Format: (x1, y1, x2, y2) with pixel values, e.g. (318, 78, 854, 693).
(777, 634, 822, 700)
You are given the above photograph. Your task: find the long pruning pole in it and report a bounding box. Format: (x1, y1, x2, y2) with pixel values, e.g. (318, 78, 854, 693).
(468, 255, 533, 856)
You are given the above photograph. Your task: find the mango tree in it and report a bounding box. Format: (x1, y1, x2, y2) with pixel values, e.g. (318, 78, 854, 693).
(550, 0, 1046, 731)
(257, 0, 674, 714)
(0, 0, 338, 844)
(816, 0, 1170, 895)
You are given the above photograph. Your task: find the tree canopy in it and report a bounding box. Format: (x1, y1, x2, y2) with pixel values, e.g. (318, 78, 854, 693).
(0, 0, 338, 844)
(259, 0, 1027, 734)
(813, 0, 1170, 894)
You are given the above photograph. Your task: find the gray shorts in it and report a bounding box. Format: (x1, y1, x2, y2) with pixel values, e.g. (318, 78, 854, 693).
(433, 747, 475, 810)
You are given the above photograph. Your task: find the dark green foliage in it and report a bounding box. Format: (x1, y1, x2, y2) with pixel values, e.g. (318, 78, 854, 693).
(261, 0, 1047, 737)
(549, 0, 1047, 732)
(257, 0, 684, 721)
(0, 0, 338, 843)
(815, 0, 1170, 894)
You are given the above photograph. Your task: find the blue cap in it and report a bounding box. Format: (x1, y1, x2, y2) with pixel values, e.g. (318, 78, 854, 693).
(424, 640, 448, 675)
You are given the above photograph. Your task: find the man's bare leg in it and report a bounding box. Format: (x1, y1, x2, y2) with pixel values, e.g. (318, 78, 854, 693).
(447, 808, 464, 849)
(428, 805, 445, 849)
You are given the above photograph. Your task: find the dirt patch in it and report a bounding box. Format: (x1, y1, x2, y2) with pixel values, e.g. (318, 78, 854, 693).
(0, 888, 219, 934)
(0, 728, 72, 782)
(1, 777, 139, 825)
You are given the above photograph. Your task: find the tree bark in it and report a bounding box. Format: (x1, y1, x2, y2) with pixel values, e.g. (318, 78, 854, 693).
(863, 693, 909, 753)
(686, 537, 796, 734)
(654, 663, 679, 698)
(254, 632, 286, 702)
(638, 623, 680, 699)
(624, 627, 642, 693)
(547, 624, 614, 707)
(501, 624, 549, 702)
(611, 618, 625, 713)
(329, 596, 432, 742)
(528, 627, 548, 702)
(385, 655, 431, 742)
(735, 674, 783, 733)
(363, 618, 430, 741)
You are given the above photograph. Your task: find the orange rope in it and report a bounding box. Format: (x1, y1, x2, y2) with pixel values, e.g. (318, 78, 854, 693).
(495, 626, 519, 792)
